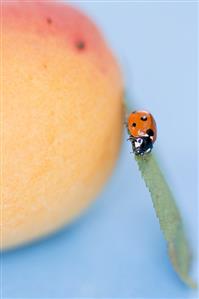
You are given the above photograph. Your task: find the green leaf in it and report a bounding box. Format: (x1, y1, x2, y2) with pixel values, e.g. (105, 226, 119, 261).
(125, 101, 196, 288)
(135, 154, 196, 288)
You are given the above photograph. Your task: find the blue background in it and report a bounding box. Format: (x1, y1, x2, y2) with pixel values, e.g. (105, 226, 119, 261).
(2, 1, 198, 298)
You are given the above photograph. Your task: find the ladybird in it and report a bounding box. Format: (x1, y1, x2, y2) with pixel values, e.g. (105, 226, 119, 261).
(127, 110, 157, 156)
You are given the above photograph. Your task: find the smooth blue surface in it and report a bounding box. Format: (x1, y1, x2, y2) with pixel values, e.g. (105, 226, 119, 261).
(2, 1, 198, 298)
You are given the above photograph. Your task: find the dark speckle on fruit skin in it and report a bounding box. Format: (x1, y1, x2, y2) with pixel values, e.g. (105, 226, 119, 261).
(76, 40, 85, 50)
(46, 17, 52, 24)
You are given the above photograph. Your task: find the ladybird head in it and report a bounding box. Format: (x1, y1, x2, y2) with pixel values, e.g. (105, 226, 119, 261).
(131, 136, 153, 156)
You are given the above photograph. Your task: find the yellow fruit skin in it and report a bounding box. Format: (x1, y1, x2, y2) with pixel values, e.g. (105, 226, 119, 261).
(1, 2, 123, 250)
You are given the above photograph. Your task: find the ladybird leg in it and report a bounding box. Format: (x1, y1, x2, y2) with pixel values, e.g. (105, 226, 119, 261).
(127, 135, 135, 141)
(145, 148, 152, 154)
(144, 143, 153, 154)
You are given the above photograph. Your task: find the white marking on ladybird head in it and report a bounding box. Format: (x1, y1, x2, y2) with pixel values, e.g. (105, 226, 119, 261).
(135, 138, 143, 148)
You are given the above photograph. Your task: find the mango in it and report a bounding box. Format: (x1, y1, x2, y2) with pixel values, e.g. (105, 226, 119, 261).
(1, 1, 123, 249)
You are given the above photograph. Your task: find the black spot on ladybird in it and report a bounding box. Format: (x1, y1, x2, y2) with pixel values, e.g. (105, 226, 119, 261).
(141, 116, 147, 121)
(146, 129, 154, 136)
(76, 41, 85, 50)
(132, 123, 136, 127)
